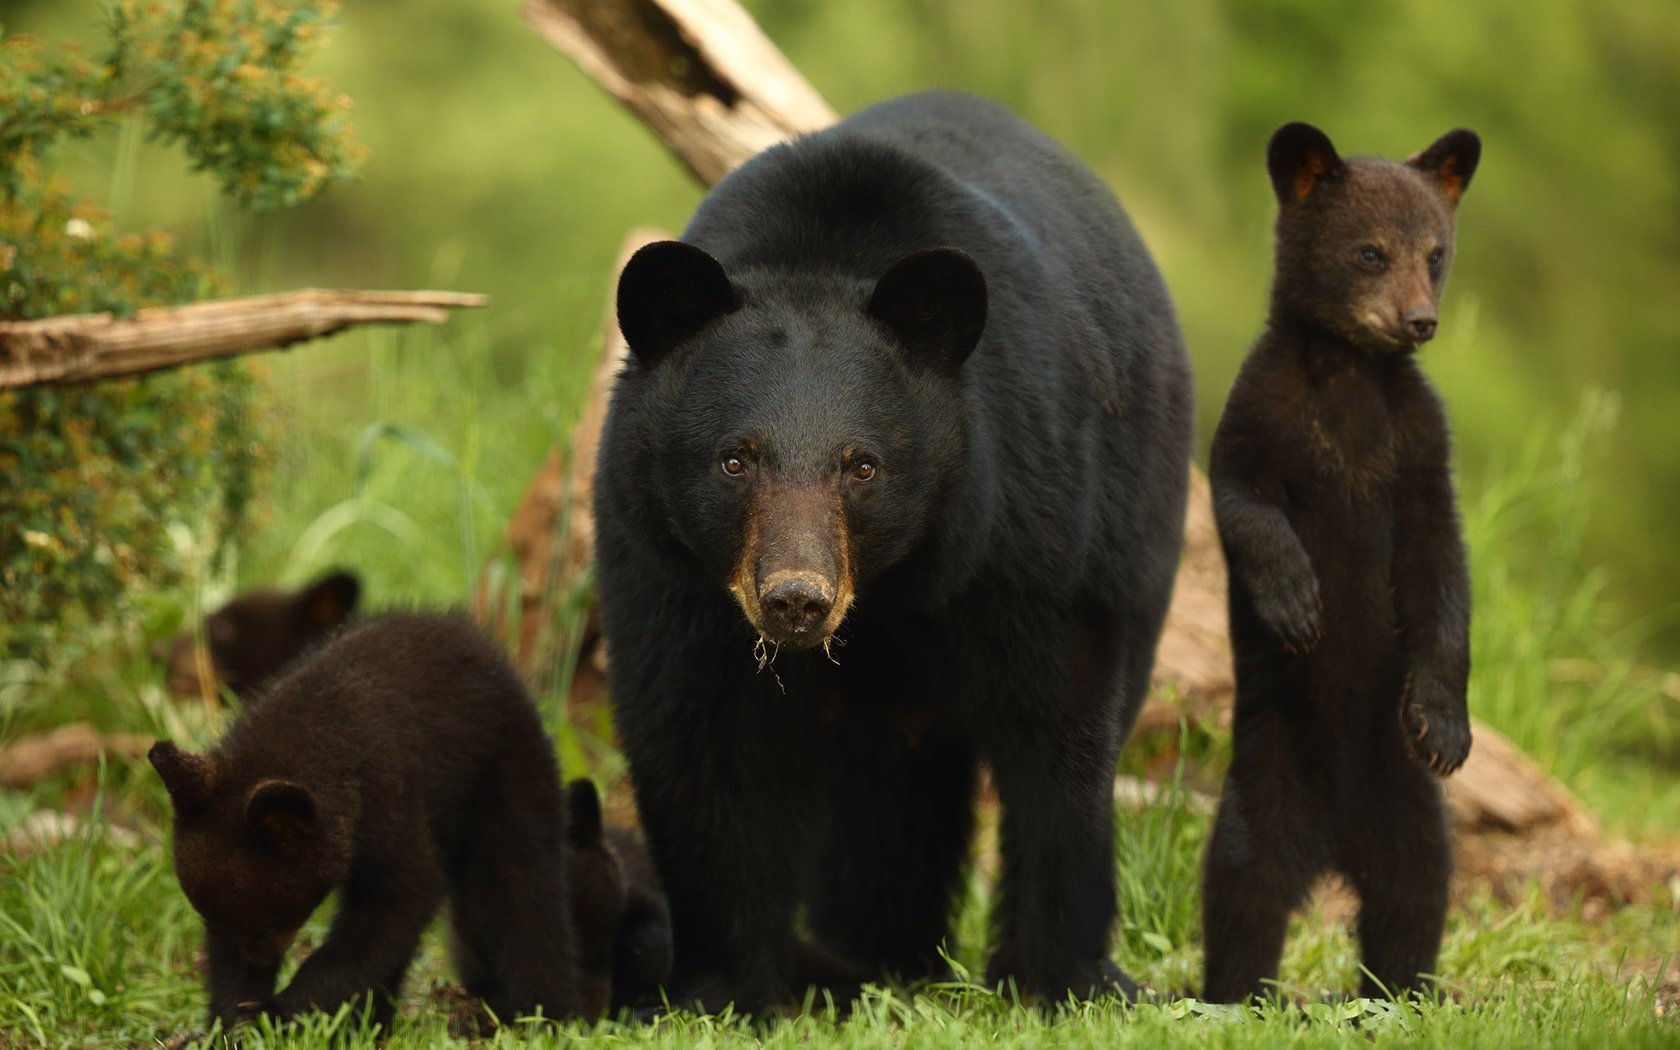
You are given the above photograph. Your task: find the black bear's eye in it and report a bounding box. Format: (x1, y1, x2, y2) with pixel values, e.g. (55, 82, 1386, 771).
(1358, 246, 1383, 266)
(1428, 247, 1445, 267)
(851, 459, 876, 482)
(720, 454, 747, 478)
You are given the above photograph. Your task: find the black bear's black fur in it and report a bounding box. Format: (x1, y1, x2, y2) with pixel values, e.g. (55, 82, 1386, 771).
(150, 613, 583, 1031)
(1201, 122, 1481, 1002)
(595, 90, 1193, 1010)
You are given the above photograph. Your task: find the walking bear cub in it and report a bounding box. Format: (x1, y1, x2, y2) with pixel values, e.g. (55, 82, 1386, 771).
(150, 613, 583, 1031)
(596, 90, 1193, 1009)
(1201, 122, 1481, 1002)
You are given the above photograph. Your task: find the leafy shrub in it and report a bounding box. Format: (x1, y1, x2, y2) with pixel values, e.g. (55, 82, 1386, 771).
(0, 1, 365, 663)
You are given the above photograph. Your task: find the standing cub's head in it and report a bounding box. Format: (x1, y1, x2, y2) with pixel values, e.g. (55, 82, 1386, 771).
(150, 741, 355, 966)
(1266, 122, 1481, 353)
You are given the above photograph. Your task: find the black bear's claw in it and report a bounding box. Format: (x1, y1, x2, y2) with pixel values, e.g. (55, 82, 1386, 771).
(1399, 677, 1471, 776)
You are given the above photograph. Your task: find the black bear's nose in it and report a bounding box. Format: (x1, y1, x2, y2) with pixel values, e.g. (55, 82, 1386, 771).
(761, 577, 832, 636)
(1407, 317, 1437, 341)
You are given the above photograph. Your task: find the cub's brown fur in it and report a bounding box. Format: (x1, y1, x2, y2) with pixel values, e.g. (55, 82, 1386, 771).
(1202, 122, 1480, 1002)
(150, 613, 583, 1031)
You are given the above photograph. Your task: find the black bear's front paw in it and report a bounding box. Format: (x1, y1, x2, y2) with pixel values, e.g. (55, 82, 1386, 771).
(1399, 674, 1472, 775)
(1252, 569, 1323, 654)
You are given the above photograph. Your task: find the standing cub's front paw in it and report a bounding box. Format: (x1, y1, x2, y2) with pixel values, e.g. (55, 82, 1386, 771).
(1252, 568, 1323, 653)
(1399, 674, 1472, 775)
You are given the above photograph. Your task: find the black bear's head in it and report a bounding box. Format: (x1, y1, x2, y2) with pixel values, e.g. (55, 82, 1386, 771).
(1266, 122, 1480, 353)
(615, 240, 986, 651)
(150, 740, 354, 966)
(162, 571, 361, 701)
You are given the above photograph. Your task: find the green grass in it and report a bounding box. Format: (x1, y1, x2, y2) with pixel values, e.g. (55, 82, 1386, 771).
(2, 325, 1678, 1046)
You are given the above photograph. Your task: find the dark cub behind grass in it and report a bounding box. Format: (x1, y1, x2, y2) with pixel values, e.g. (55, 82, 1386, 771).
(150, 612, 584, 1032)
(1202, 122, 1481, 1002)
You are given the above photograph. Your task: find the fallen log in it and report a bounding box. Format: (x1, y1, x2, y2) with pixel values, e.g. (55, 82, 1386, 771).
(0, 288, 487, 390)
(0, 722, 153, 789)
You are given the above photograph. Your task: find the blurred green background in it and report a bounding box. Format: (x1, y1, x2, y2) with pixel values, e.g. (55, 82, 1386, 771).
(8, 0, 1679, 660)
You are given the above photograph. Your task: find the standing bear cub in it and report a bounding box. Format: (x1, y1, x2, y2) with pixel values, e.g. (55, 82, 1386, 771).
(596, 90, 1193, 1009)
(1201, 122, 1481, 1002)
(150, 613, 583, 1031)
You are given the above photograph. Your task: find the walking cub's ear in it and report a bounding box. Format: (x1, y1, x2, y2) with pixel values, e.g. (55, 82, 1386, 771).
(149, 741, 216, 813)
(617, 240, 739, 368)
(1407, 129, 1482, 207)
(245, 779, 318, 854)
(1267, 122, 1345, 204)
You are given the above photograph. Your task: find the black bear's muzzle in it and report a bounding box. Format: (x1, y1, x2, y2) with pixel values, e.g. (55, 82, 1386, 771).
(759, 571, 834, 641)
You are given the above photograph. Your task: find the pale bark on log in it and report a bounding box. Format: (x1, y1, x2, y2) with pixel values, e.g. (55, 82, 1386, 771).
(0, 289, 487, 390)
(523, 0, 835, 185)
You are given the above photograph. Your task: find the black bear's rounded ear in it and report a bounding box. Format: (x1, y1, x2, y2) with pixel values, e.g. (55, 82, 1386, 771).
(1267, 122, 1345, 204)
(616, 240, 739, 367)
(867, 247, 987, 375)
(245, 779, 318, 853)
(566, 777, 604, 848)
(1407, 128, 1481, 207)
(299, 571, 360, 628)
(149, 741, 215, 813)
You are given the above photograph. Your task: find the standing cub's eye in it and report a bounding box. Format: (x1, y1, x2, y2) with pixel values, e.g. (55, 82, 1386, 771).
(1358, 246, 1384, 266)
(720, 453, 747, 478)
(1428, 247, 1445, 267)
(851, 459, 876, 482)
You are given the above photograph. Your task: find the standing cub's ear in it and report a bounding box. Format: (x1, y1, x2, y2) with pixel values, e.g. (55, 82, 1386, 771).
(1408, 128, 1482, 206)
(245, 779, 318, 853)
(566, 778, 605, 849)
(298, 571, 360, 630)
(149, 741, 216, 813)
(1267, 122, 1345, 204)
(617, 240, 739, 368)
(867, 247, 988, 375)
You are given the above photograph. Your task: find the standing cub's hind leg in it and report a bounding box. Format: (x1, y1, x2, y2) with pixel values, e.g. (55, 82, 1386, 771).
(1342, 769, 1452, 1000)
(1200, 754, 1328, 1003)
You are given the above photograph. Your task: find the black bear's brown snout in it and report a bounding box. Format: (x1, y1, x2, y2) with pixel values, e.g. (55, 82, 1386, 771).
(729, 481, 855, 650)
(760, 572, 834, 639)
(1402, 303, 1438, 343)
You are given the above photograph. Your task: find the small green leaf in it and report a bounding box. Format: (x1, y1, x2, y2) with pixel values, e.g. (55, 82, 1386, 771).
(1140, 930, 1173, 954)
(59, 963, 91, 988)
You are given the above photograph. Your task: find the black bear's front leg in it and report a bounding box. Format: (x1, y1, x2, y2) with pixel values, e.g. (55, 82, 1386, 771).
(803, 727, 978, 989)
(1392, 405, 1472, 776)
(985, 715, 1127, 1003)
(625, 702, 809, 1014)
(204, 926, 281, 1031)
(1211, 439, 1322, 654)
(268, 842, 444, 1028)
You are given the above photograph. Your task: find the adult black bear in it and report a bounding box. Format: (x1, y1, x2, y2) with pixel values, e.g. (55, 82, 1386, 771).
(160, 570, 360, 700)
(150, 613, 583, 1031)
(1201, 122, 1480, 1002)
(596, 90, 1193, 1009)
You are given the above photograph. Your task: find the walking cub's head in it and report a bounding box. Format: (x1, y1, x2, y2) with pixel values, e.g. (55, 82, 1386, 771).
(149, 740, 354, 966)
(1266, 122, 1480, 353)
